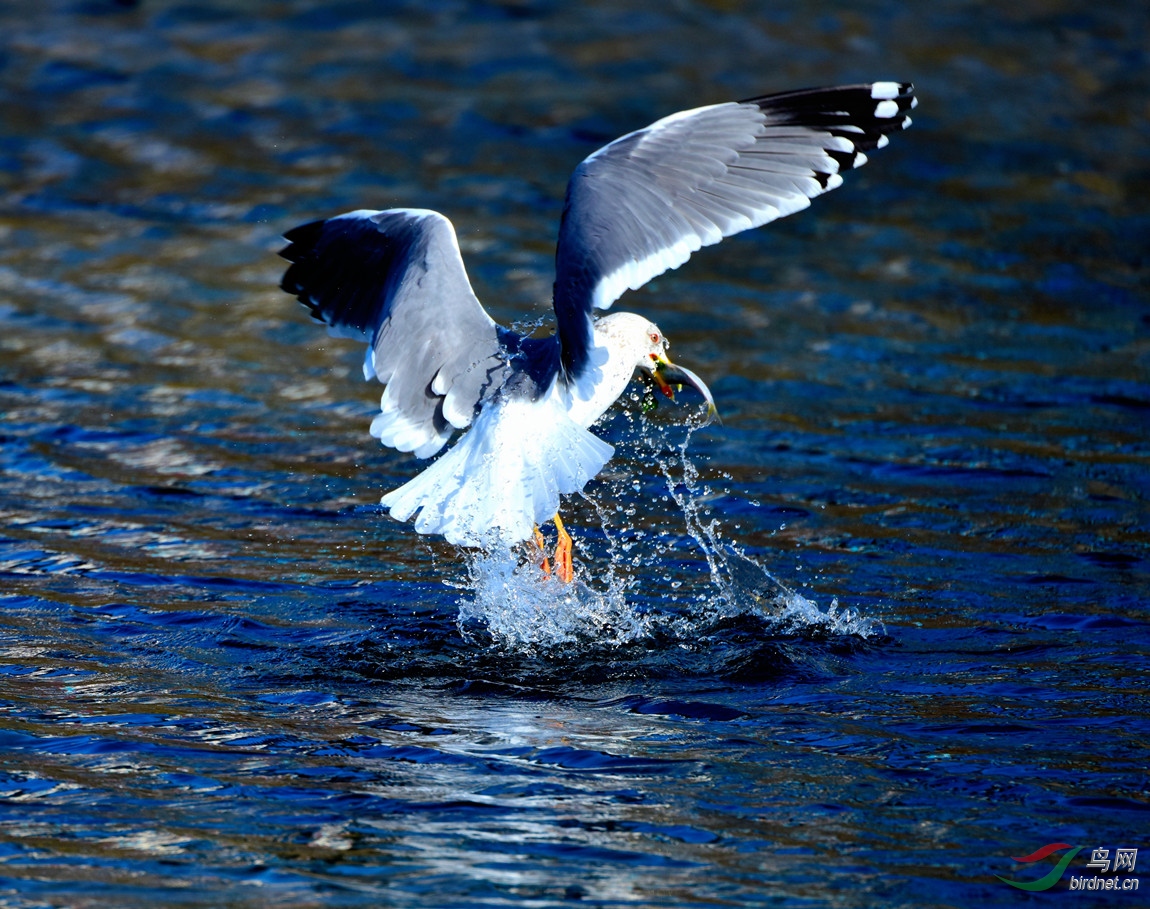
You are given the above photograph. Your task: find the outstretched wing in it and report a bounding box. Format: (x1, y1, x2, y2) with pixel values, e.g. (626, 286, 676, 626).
(553, 82, 916, 375)
(280, 209, 509, 459)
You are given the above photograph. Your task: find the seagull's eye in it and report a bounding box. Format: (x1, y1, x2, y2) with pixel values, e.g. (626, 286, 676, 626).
(649, 332, 659, 344)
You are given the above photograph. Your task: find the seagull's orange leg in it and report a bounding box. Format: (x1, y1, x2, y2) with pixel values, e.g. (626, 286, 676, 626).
(553, 513, 574, 584)
(533, 524, 552, 575)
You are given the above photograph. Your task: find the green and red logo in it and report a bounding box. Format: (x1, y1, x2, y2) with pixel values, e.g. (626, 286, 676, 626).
(998, 843, 1141, 892)
(997, 843, 1083, 891)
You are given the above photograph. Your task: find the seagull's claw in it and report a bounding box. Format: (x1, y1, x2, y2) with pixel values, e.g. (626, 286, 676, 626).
(553, 513, 574, 584)
(533, 524, 552, 575)
(533, 517, 574, 583)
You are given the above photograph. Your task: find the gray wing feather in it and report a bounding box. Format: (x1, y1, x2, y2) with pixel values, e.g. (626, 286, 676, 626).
(552, 82, 915, 376)
(280, 209, 507, 459)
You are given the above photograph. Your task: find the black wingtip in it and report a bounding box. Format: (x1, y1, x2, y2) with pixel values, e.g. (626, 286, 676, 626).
(740, 80, 915, 111)
(278, 218, 338, 325)
(278, 218, 327, 264)
(276, 211, 441, 339)
(742, 81, 916, 156)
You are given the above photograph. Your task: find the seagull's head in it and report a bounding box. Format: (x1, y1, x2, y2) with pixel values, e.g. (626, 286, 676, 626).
(600, 312, 718, 424)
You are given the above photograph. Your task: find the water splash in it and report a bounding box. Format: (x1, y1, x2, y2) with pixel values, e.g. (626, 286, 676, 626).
(655, 423, 883, 640)
(456, 547, 651, 648)
(454, 405, 882, 648)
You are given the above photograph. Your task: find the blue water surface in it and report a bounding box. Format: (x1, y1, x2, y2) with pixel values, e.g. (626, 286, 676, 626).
(0, 1, 1147, 906)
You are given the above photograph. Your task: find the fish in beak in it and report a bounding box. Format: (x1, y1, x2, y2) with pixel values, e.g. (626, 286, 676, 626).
(652, 353, 719, 425)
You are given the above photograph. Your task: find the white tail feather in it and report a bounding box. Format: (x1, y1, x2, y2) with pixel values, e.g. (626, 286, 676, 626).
(381, 393, 614, 547)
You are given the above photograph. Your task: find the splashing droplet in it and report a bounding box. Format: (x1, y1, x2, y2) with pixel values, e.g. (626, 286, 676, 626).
(449, 405, 882, 648)
(456, 548, 649, 649)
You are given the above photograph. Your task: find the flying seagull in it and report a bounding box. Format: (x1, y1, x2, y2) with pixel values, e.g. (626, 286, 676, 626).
(280, 82, 916, 582)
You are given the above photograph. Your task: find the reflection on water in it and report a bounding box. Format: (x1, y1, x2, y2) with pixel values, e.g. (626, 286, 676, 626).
(1, 0, 1148, 906)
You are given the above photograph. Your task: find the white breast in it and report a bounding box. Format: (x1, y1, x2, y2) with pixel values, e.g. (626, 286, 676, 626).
(563, 315, 650, 427)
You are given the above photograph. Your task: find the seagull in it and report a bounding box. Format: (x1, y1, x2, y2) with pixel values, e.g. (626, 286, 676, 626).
(280, 82, 916, 582)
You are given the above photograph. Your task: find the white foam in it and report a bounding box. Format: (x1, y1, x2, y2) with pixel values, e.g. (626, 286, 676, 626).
(751, 589, 883, 637)
(457, 548, 648, 648)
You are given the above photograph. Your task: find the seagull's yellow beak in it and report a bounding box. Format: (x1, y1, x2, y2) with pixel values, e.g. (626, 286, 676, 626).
(652, 353, 719, 425)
